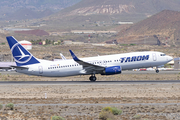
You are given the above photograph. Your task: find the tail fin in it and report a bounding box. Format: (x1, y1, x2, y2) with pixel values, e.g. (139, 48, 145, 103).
(6, 36, 40, 66)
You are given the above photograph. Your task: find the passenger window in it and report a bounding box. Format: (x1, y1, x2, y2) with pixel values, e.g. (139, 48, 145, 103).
(160, 54, 166, 56)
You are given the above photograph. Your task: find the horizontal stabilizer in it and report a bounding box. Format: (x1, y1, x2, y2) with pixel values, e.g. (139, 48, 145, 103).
(11, 66, 29, 69)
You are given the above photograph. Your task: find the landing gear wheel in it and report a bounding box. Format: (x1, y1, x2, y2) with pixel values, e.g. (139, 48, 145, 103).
(89, 76, 96, 82)
(89, 76, 93, 81)
(156, 69, 159, 73)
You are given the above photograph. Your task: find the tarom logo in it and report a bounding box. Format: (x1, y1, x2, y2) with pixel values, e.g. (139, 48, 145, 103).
(11, 43, 32, 64)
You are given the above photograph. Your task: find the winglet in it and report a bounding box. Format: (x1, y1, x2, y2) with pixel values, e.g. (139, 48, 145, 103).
(69, 50, 80, 61)
(60, 53, 66, 60)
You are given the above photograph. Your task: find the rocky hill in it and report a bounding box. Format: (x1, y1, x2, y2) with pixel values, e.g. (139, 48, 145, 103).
(36, 0, 180, 31)
(61, 0, 180, 16)
(0, 0, 81, 20)
(116, 10, 180, 45)
(1, 0, 180, 23)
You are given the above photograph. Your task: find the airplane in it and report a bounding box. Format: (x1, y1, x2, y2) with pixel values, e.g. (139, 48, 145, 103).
(6, 36, 173, 82)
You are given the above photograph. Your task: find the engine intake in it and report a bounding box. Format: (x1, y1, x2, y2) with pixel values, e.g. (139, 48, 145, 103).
(101, 66, 122, 75)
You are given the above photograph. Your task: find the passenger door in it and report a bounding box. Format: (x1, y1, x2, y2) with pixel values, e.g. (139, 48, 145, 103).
(152, 53, 157, 61)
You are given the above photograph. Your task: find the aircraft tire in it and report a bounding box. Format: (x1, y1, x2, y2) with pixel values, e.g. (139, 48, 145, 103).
(89, 76, 96, 82)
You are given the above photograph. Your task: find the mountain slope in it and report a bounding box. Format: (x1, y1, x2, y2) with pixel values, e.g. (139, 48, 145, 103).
(116, 10, 180, 45)
(0, 0, 81, 20)
(6, 8, 54, 20)
(37, 0, 180, 31)
(60, 0, 180, 15)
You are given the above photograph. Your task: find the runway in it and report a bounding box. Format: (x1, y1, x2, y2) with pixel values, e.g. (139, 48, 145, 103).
(0, 70, 180, 85)
(0, 80, 180, 85)
(0, 70, 179, 75)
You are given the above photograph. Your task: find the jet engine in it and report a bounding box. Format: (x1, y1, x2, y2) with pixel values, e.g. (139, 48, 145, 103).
(101, 66, 121, 75)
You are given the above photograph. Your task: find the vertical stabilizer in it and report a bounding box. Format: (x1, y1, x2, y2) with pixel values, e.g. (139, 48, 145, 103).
(6, 36, 40, 66)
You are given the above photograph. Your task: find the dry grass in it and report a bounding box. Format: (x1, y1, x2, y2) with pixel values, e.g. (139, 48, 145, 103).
(0, 74, 180, 119)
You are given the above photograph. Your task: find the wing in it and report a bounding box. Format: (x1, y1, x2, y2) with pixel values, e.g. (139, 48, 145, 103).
(69, 50, 105, 74)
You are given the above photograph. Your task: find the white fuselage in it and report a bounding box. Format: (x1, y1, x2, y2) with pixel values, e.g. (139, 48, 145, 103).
(16, 51, 173, 77)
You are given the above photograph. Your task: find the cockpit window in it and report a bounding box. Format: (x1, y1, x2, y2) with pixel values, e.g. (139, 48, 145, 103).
(160, 54, 166, 56)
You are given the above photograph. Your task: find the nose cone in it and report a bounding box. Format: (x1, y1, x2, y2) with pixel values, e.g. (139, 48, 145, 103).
(168, 56, 173, 61)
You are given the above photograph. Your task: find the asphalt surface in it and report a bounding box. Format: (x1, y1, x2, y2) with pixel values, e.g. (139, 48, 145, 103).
(0, 70, 180, 75)
(0, 70, 180, 85)
(0, 80, 180, 85)
(0, 70, 179, 75)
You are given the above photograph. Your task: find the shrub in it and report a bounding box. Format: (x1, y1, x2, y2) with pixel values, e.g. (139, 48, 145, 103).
(0, 104, 3, 110)
(133, 114, 141, 119)
(111, 107, 122, 115)
(130, 44, 136, 46)
(5, 103, 14, 110)
(99, 111, 115, 120)
(99, 107, 122, 120)
(52, 116, 65, 120)
(103, 107, 113, 113)
(102, 106, 122, 115)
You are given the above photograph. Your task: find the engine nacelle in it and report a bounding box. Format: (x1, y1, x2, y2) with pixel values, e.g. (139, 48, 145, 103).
(101, 66, 122, 75)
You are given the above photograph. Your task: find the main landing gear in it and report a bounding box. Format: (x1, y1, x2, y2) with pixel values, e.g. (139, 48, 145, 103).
(89, 74, 96, 82)
(156, 67, 159, 73)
